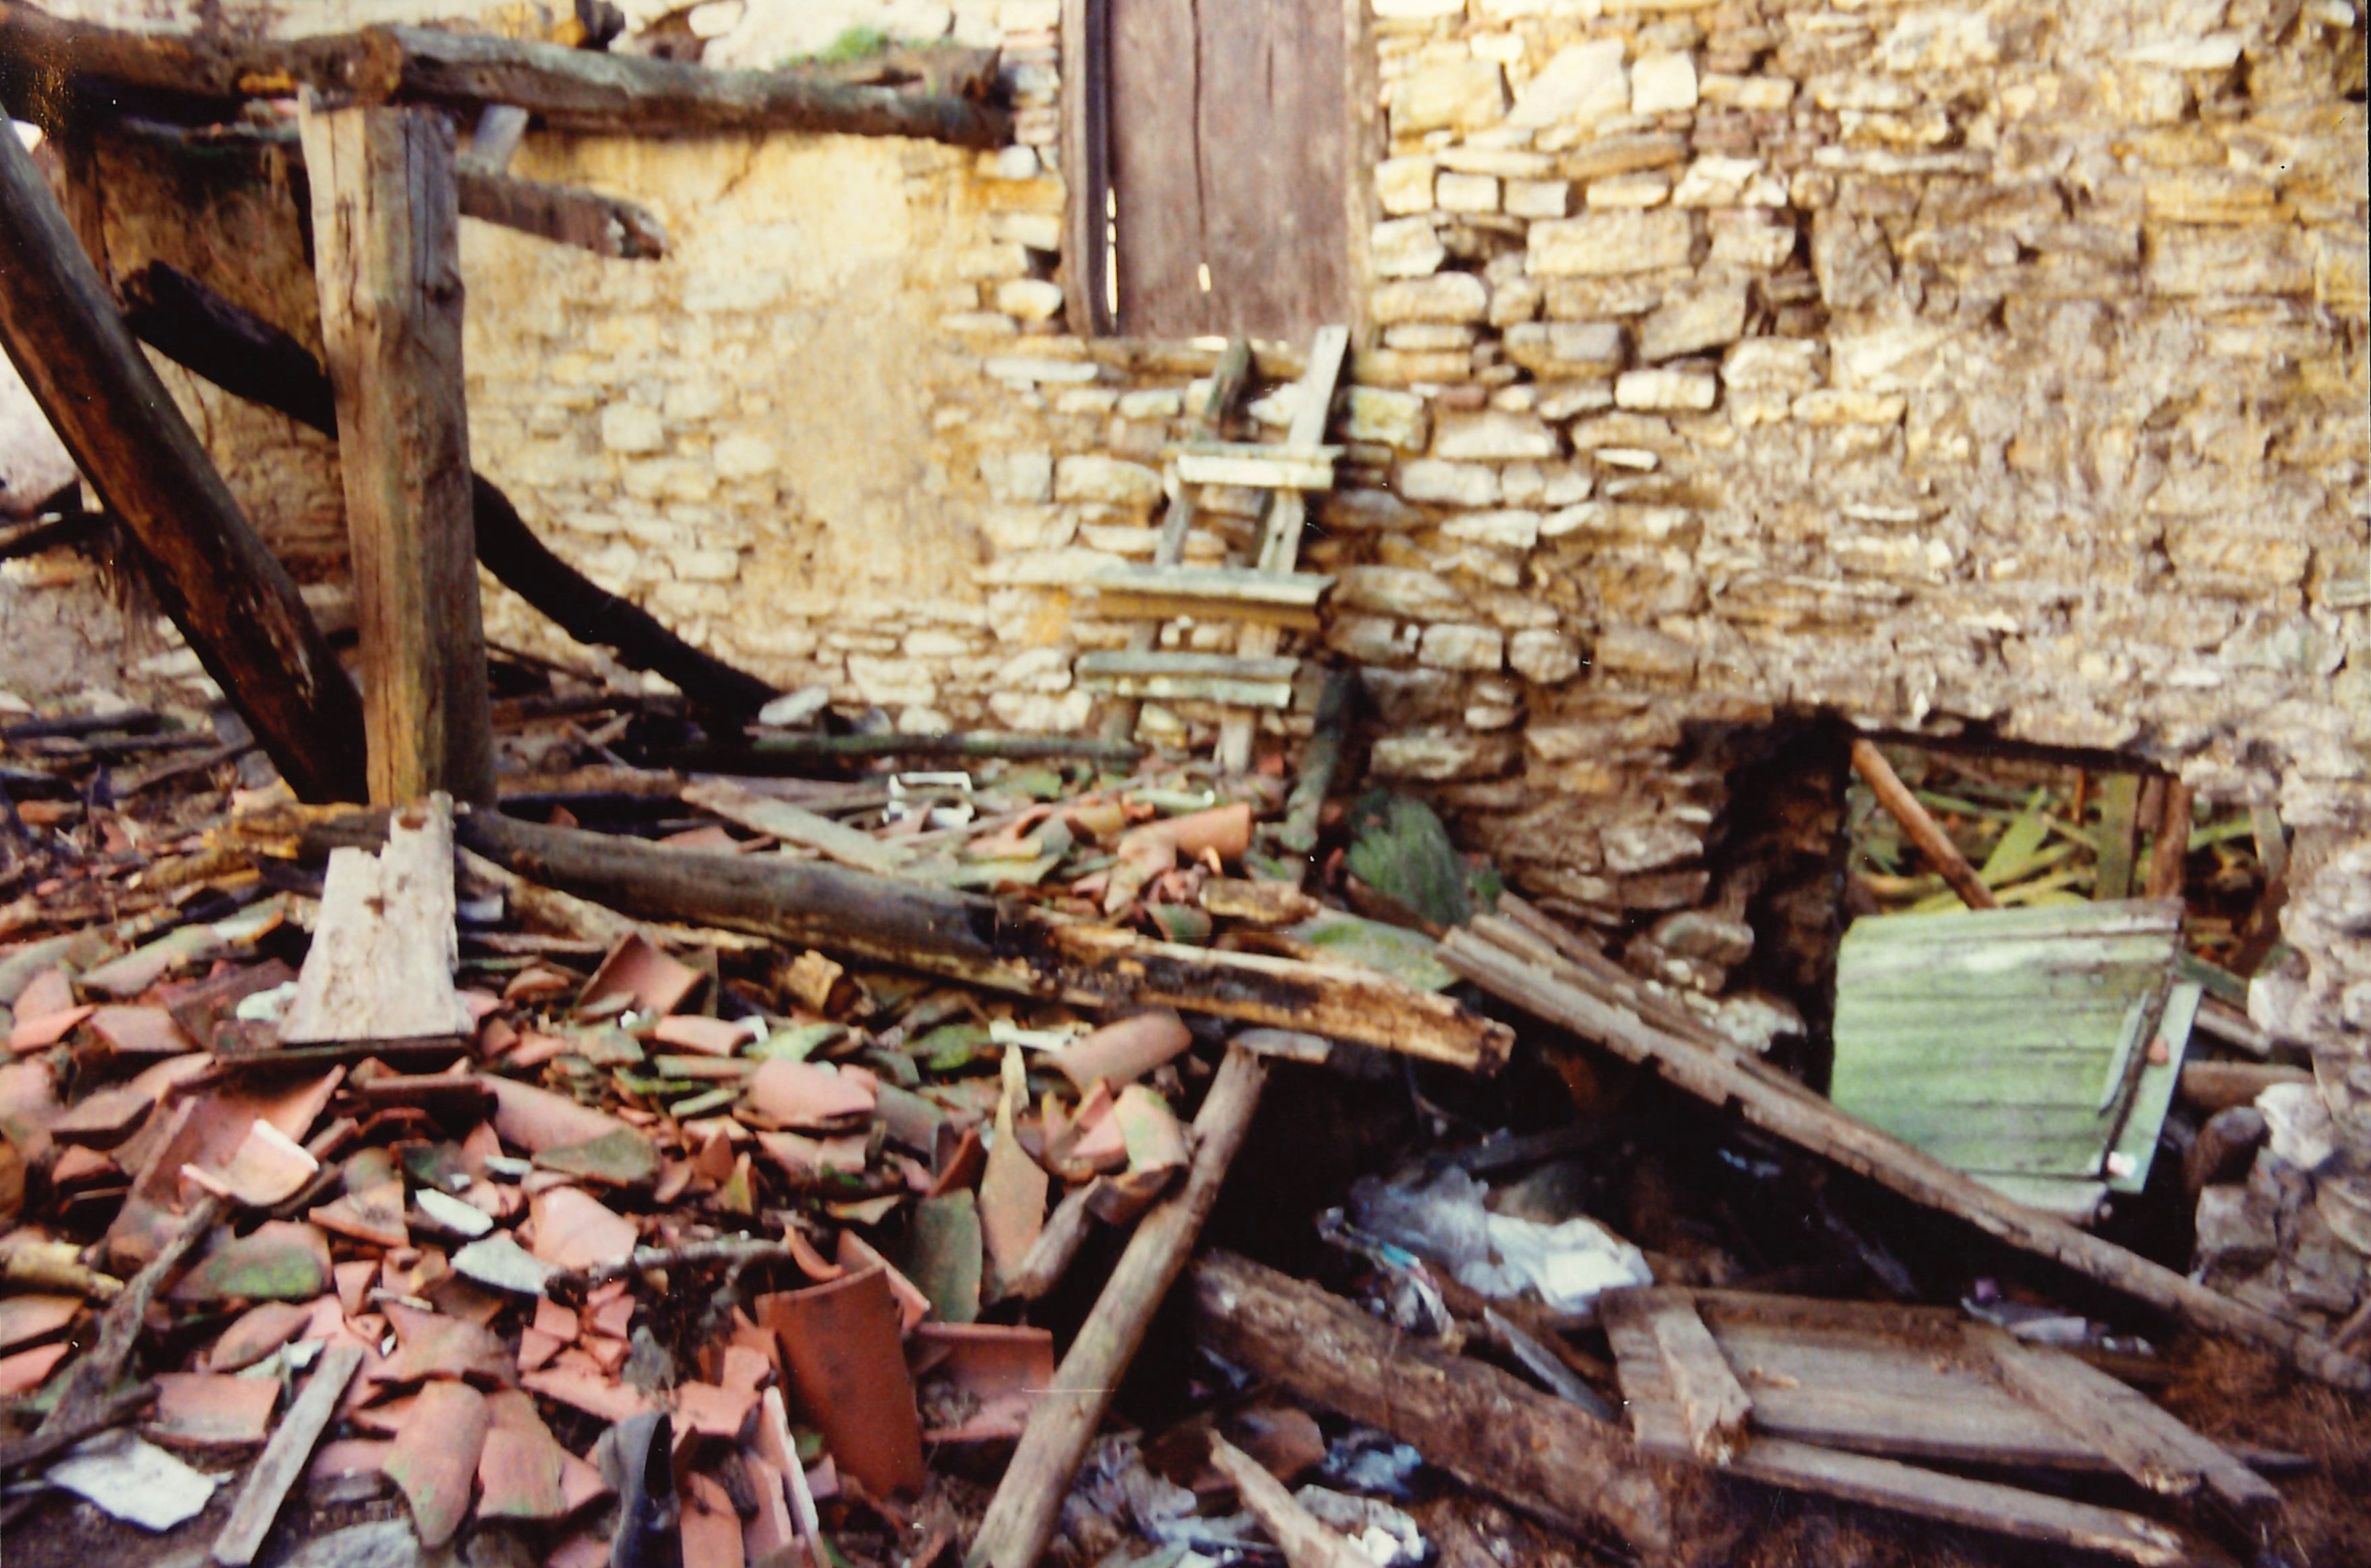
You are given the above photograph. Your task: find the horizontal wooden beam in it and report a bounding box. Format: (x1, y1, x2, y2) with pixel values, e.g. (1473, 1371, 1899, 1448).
(0, 5, 1010, 148)
(454, 167, 666, 258)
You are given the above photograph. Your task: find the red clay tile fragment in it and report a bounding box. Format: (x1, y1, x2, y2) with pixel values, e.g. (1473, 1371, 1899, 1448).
(12, 967, 74, 1027)
(88, 1004, 198, 1061)
(746, 1061, 874, 1127)
(909, 1323, 1056, 1443)
(49, 1085, 155, 1147)
(578, 934, 699, 1019)
(187, 1117, 320, 1207)
(334, 1259, 377, 1315)
(383, 1379, 489, 1547)
(0, 1341, 68, 1395)
(207, 1299, 315, 1372)
(9, 1002, 95, 1054)
(833, 1232, 928, 1332)
(758, 1267, 925, 1499)
(534, 1298, 580, 1344)
(151, 1371, 280, 1445)
(720, 1344, 772, 1393)
(527, 1186, 639, 1272)
(680, 1471, 745, 1568)
(546, 1530, 610, 1568)
(651, 1015, 750, 1057)
(486, 1076, 636, 1155)
(0, 1293, 80, 1354)
(477, 1425, 568, 1521)
(380, 1301, 515, 1386)
(1049, 1010, 1193, 1093)
(169, 1220, 332, 1303)
(49, 1145, 117, 1186)
(517, 1329, 563, 1372)
(673, 1381, 756, 1441)
(519, 1366, 657, 1424)
(740, 1455, 796, 1562)
(307, 1437, 389, 1486)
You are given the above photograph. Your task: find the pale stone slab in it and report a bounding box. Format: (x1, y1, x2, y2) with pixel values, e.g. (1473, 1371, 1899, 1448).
(1527, 210, 1693, 276)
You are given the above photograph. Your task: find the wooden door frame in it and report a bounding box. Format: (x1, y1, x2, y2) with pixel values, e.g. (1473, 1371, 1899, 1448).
(1057, 0, 1378, 349)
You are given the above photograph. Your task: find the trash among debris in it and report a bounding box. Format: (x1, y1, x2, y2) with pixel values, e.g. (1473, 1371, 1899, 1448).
(43, 1428, 220, 1530)
(1346, 1167, 1651, 1317)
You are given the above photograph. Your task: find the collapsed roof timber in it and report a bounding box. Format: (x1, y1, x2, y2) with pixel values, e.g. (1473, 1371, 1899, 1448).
(0, 3, 2366, 1568)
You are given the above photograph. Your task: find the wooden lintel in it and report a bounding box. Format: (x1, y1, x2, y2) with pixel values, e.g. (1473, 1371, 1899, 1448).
(300, 99, 496, 806)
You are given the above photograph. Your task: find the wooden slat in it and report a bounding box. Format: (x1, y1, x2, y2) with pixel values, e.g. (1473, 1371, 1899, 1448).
(301, 98, 496, 807)
(681, 779, 909, 876)
(2095, 774, 2144, 901)
(1170, 442, 1340, 490)
(1076, 649, 1300, 707)
(1984, 1331, 2280, 1514)
(1074, 673, 1294, 709)
(1091, 591, 1323, 631)
(210, 1343, 365, 1566)
(1095, 565, 1332, 607)
(1642, 1296, 1751, 1464)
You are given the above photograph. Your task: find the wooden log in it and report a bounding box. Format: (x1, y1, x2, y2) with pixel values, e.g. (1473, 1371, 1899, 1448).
(1002, 1180, 1100, 1303)
(33, 1195, 224, 1449)
(117, 262, 781, 719)
(0, 7, 1011, 148)
(301, 99, 496, 806)
(210, 1341, 365, 1567)
(966, 1046, 1267, 1568)
(2178, 1060, 2310, 1115)
(1983, 1331, 2278, 1515)
(1102, 339, 1251, 743)
(1437, 925, 2371, 1393)
(455, 166, 667, 258)
(0, 121, 365, 803)
(456, 808, 1510, 1071)
(1187, 1250, 1676, 1560)
(1848, 739, 1995, 911)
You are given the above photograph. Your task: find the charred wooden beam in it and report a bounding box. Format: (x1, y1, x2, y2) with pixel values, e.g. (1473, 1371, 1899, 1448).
(118, 262, 780, 719)
(0, 117, 365, 802)
(300, 99, 497, 806)
(0, 5, 1011, 148)
(454, 808, 1511, 1071)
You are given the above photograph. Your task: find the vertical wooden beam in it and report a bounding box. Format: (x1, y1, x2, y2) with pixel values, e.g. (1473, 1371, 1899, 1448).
(2093, 773, 2142, 903)
(0, 117, 367, 802)
(299, 98, 496, 806)
(2144, 776, 2194, 901)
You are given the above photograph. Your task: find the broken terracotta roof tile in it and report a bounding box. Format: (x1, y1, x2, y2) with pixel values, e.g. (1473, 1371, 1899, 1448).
(532, 1127, 659, 1188)
(486, 1076, 635, 1155)
(587, 1292, 636, 1340)
(1049, 1010, 1193, 1094)
(9, 1002, 95, 1054)
(520, 1365, 657, 1424)
(758, 1267, 925, 1499)
(673, 1380, 757, 1442)
(518, 1329, 564, 1372)
(740, 1455, 797, 1563)
(381, 1300, 516, 1386)
(833, 1232, 929, 1332)
(307, 1437, 389, 1490)
(48, 1085, 154, 1147)
(754, 1130, 868, 1179)
(653, 1015, 751, 1057)
(11, 967, 75, 1027)
(527, 1186, 640, 1273)
(578, 934, 700, 1019)
(47, 1144, 118, 1187)
(384, 1378, 489, 1548)
(0, 1340, 69, 1396)
(477, 1424, 569, 1521)
(534, 1298, 581, 1344)
(88, 1004, 198, 1062)
(719, 1344, 772, 1394)
(1114, 1085, 1189, 1178)
(150, 1370, 280, 1445)
(0, 1293, 80, 1354)
(582, 1335, 630, 1375)
(546, 1530, 611, 1568)
(169, 1219, 332, 1303)
(746, 1060, 875, 1128)
(186, 1117, 320, 1207)
(206, 1299, 316, 1372)
(910, 1322, 1056, 1443)
(680, 1470, 746, 1568)
(334, 1259, 377, 1315)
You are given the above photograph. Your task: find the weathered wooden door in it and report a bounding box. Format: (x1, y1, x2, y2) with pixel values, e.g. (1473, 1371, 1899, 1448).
(1098, 0, 1351, 339)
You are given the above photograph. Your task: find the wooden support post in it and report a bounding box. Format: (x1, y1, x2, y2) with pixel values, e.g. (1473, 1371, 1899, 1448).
(965, 1045, 1267, 1568)
(300, 98, 497, 806)
(1849, 738, 1997, 911)
(2095, 773, 2142, 903)
(2145, 777, 2194, 902)
(0, 121, 365, 802)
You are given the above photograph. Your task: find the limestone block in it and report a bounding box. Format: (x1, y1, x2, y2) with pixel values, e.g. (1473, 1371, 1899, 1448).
(849, 655, 940, 707)
(1373, 218, 1449, 278)
(1594, 622, 1696, 677)
(1335, 564, 1467, 618)
(663, 382, 728, 422)
(1671, 155, 1777, 206)
(1505, 179, 1575, 219)
(1419, 623, 1507, 672)
(1054, 455, 1162, 507)
(1440, 510, 1541, 550)
(1323, 489, 1429, 532)
(1604, 819, 1702, 874)
(1537, 382, 1616, 420)
(2122, 32, 2242, 71)
(1393, 60, 1509, 136)
(1630, 52, 1698, 115)
(1637, 284, 1748, 361)
(988, 689, 1091, 731)
(985, 356, 1100, 385)
(1793, 389, 1907, 424)
(1438, 147, 1559, 179)
(2196, 1184, 2277, 1271)
(1510, 40, 1629, 131)
(2166, 516, 2311, 588)
(959, 242, 1033, 281)
(1438, 172, 1502, 213)
(1384, 324, 1478, 351)
(599, 402, 665, 454)
(1374, 272, 1491, 323)
(1586, 173, 1671, 208)
(1708, 210, 1799, 269)
(2144, 226, 2314, 297)
(1397, 459, 1501, 507)
(1362, 668, 1466, 725)
(2314, 228, 2369, 315)
(1327, 615, 1420, 666)
(988, 211, 1063, 252)
(1371, 729, 1518, 781)
(982, 448, 1056, 504)
(713, 433, 778, 479)
(1373, 0, 1464, 16)
(1560, 131, 1689, 183)
(993, 646, 1072, 692)
(996, 278, 1067, 322)
(1721, 337, 1824, 390)
(980, 505, 1072, 551)
(1528, 210, 1694, 276)
(1700, 73, 1795, 111)
(1878, 9, 1999, 73)
(1508, 628, 1582, 684)
(1434, 411, 1560, 461)
(1377, 156, 1438, 216)
(1811, 211, 1894, 310)
(1615, 369, 1718, 411)
(675, 548, 742, 582)
(1342, 387, 1431, 450)
(904, 629, 973, 659)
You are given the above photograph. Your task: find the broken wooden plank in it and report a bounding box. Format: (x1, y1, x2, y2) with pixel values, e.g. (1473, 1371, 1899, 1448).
(2095, 773, 2144, 903)
(0, 7, 1010, 148)
(458, 810, 1510, 1071)
(1983, 1331, 2279, 1514)
(301, 97, 496, 806)
(1207, 1434, 1378, 1568)
(282, 797, 473, 1045)
(0, 110, 365, 803)
(1641, 1296, 1751, 1464)
(1438, 923, 2371, 1393)
(967, 1046, 1267, 1568)
(2145, 777, 2194, 901)
(210, 1341, 365, 1567)
(1170, 442, 1341, 491)
(1187, 1249, 1674, 1559)
(1276, 667, 1358, 857)
(657, 732, 1141, 772)
(1850, 740, 1996, 911)
(2178, 1060, 2312, 1114)
(1094, 566, 1333, 608)
(456, 167, 667, 259)
(681, 779, 910, 876)
(1072, 651, 1298, 710)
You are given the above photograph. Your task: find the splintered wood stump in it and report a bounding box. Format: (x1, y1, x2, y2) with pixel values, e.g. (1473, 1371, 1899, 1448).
(1187, 1250, 1675, 1561)
(0, 118, 365, 802)
(300, 98, 496, 807)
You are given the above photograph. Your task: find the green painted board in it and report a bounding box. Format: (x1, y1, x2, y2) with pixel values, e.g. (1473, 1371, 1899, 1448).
(2108, 982, 2202, 1195)
(1832, 900, 2184, 1209)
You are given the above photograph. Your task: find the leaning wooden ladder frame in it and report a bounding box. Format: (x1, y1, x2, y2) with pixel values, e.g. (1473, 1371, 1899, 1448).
(1079, 325, 1350, 773)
